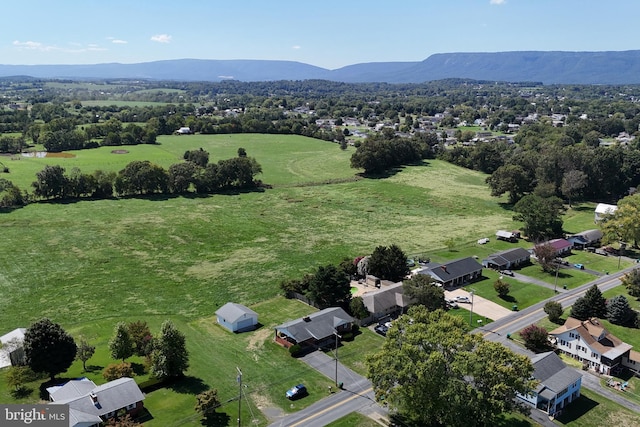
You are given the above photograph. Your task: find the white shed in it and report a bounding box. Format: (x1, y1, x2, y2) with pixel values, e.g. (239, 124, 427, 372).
(594, 203, 617, 222)
(215, 303, 258, 333)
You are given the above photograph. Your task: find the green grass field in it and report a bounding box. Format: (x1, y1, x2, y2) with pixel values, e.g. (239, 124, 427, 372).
(554, 387, 640, 427)
(0, 134, 603, 425)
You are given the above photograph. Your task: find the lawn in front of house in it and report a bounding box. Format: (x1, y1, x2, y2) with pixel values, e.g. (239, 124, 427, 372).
(467, 269, 556, 311)
(554, 387, 640, 427)
(0, 297, 342, 427)
(517, 263, 594, 290)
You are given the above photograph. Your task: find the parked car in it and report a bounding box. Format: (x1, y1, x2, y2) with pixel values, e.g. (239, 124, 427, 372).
(286, 384, 308, 400)
(455, 296, 471, 303)
(446, 299, 459, 309)
(574, 263, 585, 270)
(500, 270, 514, 276)
(554, 258, 569, 266)
(374, 324, 388, 336)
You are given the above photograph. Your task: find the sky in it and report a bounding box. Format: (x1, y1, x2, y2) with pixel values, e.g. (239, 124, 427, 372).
(2, 0, 639, 70)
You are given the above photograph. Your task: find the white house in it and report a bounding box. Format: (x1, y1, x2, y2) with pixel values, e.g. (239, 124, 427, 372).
(594, 203, 617, 222)
(517, 352, 582, 417)
(549, 317, 632, 375)
(0, 328, 26, 368)
(215, 302, 258, 333)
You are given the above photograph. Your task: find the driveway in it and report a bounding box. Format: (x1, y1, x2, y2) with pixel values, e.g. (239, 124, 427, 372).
(445, 289, 513, 320)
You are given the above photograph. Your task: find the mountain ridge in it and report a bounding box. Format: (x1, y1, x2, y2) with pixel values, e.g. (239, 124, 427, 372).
(2, 50, 640, 84)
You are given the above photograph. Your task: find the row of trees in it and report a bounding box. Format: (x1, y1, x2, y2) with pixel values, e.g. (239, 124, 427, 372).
(14, 318, 188, 387)
(27, 148, 262, 202)
(350, 131, 436, 174)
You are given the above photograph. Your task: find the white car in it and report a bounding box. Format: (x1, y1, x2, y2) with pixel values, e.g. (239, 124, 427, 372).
(455, 296, 471, 303)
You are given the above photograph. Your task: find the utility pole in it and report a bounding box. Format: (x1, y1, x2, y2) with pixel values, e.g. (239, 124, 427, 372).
(334, 330, 341, 386)
(554, 263, 559, 293)
(236, 367, 242, 427)
(469, 292, 472, 325)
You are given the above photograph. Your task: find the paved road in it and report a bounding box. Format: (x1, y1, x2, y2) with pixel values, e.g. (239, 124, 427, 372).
(267, 351, 386, 427)
(477, 264, 640, 414)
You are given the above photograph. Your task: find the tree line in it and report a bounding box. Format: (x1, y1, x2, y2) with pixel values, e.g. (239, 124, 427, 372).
(0, 148, 262, 208)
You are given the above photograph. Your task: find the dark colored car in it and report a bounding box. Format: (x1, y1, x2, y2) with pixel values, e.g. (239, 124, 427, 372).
(286, 384, 307, 399)
(374, 324, 388, 336)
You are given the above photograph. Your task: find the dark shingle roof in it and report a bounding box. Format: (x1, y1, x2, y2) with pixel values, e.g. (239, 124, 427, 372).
(484, 247, 531, 265)
(531, 352, 582, 394)
(361, 282, 412, 314)
(275, 307, 353, 343)
(419, 257, 482, 282)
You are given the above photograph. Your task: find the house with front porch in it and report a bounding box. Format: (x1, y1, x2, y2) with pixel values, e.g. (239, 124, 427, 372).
(567, 229, 603, 249)
(517, 351, 582, 417)
(414, 257, 482, 288)
(549, 317, 633, 375)
(274, 307, 353, 350)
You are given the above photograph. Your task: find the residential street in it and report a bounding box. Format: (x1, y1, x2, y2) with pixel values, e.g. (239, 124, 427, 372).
(267, 351, 385, 427)
(269, 264, 640, 426)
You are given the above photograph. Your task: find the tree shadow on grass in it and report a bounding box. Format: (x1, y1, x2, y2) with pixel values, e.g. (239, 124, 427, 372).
(492, 414, 534, 427)
(167, 375, 209, 395)
(500, 295, 517, 304)
(84, 364, 104, 373)
(130, 362, 146, 376)
(200, 412, 231, 427)
(554, 394, 599, 424)
(10, 386, 34, 399)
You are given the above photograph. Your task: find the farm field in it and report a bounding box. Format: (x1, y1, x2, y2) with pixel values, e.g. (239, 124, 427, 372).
(0, 134, 602, 425)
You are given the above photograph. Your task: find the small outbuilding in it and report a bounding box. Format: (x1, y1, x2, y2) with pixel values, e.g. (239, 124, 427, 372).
(594, 203, 617, 222)
(215, 303, 258, 333)
(0, 328, 26, 368)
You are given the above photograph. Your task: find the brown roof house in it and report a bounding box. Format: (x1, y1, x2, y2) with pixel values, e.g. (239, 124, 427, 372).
(275, 307, 353, 351)
(360, 281, 414, 324)
(549, 317, 633, 375)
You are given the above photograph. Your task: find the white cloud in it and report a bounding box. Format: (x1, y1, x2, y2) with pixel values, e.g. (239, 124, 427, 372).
(13, 40, 106, 53)
(111, 39, 128, 44)
(150, 34, 172, 43)
(292, 45, 301, 50)
(13, 40, 57, 51)
(490, 0, 506, 4)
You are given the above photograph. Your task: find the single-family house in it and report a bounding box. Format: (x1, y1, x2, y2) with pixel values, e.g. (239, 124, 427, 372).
(537, 239, 572, 257)
(496, 230, 519, 242)
(360, 282, 414, 324)
(274, 307, 353, 350)
(594, 203, 617, 222)
(215, 302, 258, 333)
(0, 328, 26, 368)
(482, 248, 531, 270)
(567, 229, 604, 249)
(549, 317, 633, 375)
(517, 352, 582, 417)
(414, 257, 482, 288)
(49, 377, 145, 427)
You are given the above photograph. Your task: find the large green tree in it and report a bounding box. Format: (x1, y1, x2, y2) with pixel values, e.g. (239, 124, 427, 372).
(486, 164, 531, 204)
(570, 285, 607, 320)
(151, 320, 189, 379)
(366, 307, 534, 427)
(513, 194, 564, 241)
(600, 194, 640, 247)
(24, 318, 77, 381)
(368, 244, 410, 282)
(402, 274, 445, 311)
(109, 322, 134, 362)
(621, 269, 640, 298)
(607, 295, 636, 326)
(306, 264, 351, 309)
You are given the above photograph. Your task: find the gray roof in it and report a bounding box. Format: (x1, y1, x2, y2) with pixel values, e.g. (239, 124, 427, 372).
(484, 247, 531, 265)
(49, 378, 95, 402)
(418, 257, 482, 283)
(52, 377, 145, 419)
(361, 282, 412, 314)
(531, 352, 582, 395)
(569, 229, 603, 244)
(275, 307, 353, 343)
(215, 302, 258, 324)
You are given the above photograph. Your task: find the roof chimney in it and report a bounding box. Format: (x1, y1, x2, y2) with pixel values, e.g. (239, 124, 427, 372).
(89, 392, 98, 405)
